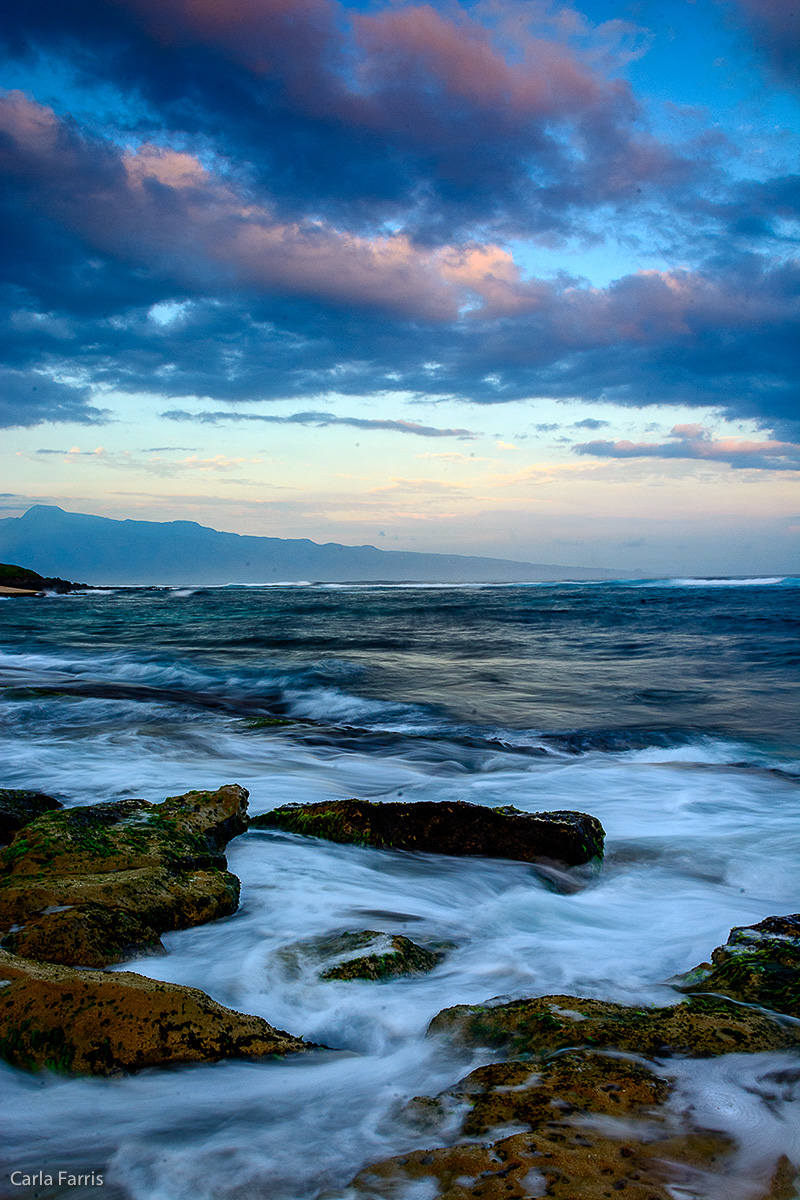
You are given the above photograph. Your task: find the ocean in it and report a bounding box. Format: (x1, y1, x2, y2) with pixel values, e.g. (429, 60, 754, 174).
(1, 579, 799, 1199)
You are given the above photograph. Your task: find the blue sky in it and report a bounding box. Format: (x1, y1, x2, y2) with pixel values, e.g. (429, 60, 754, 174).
(1, 0, 797, 574)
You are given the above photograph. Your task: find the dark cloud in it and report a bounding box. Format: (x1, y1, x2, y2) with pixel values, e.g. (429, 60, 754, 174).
(725, 0, 799, 89)
(0, 0, 707, 243)
(0, 366, 106, 428)
(572, 418, 609, 429)
(574, 424, 800, 471)
(0, 4, 796, 444)
(162, 409, 475, 438)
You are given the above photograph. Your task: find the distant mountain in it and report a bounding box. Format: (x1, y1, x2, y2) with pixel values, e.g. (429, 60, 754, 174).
(0, 506, 617, 585)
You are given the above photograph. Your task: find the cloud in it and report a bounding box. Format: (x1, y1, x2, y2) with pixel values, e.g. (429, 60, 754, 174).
(724, 0, 799, 88)
(28, 446, 266, 477)
(0, 0, 699, 242)
(161, 409, 475, 438)
(572, 418, 609, 430)
(574, 424, 800, 471)
(0, 367, 107, 429)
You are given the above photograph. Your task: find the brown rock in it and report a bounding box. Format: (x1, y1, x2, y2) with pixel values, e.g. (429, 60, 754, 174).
(0, 950, 313, 1074)
(350, 1050, 733, 1200)
(428, 992, 800, 1058)
(0, 785, 248, 967)
(252, 798, 604, 867)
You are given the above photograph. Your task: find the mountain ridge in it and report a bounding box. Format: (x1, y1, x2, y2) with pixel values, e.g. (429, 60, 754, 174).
(0, 506, 619, 585)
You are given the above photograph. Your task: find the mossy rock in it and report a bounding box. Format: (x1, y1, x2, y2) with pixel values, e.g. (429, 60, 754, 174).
(428, 992, 800, 1057)
(0, 950, 314, 1075)
(252, 798, 604, 867)
(674, 914, 800, 1018)
(0, 789, 62, 846)
(348, 1049, 744, 1200)
(275, 929, 446, 982)
(320, 933, 442, 981)
(0, 785, 248, 967)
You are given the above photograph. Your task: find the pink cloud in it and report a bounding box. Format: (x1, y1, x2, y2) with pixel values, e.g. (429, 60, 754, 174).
(574, 425, 800, 471)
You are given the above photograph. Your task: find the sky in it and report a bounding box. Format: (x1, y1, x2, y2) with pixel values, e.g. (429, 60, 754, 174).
(1, 0, 798, 576)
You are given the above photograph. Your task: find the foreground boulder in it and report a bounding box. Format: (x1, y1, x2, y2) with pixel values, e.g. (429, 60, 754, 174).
(675, 914, 800, 1018)
(0, 785, 249, 966)
(344, 986, 800, 1200)
(349, 1048, 796, 1200)
(252, 798, 604, 866)
(0, 788, 62, 846)
(0, 951, 312, 1074)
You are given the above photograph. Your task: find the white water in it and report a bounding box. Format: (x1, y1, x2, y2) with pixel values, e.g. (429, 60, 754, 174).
(2, 709, 800, 1199)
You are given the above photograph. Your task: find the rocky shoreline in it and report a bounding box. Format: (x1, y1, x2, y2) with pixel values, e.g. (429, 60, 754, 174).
(0, 561, 90, 596)
(2, 786, 799, 1195)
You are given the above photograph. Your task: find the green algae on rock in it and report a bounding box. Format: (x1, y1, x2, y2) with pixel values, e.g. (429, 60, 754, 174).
(275, 929, 448, 982)
(0, 789, 62, 846)
(428, 992, 800, 1057)
(252, 798, 604, 867)
(0, 784, 249, 967)
(0, 950, 313, 1075)
(674, 913, 800, 1018)
(320, 932, 442, 981)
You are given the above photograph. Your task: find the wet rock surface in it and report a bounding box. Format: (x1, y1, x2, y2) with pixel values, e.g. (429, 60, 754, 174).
(342, 972, 800, 1200)
(319, 932, 443, 981)
(0, 950, 313, 1074)
(275, 929, 447, 982)
(0, 784, 249, 966)
(0, 788, 62, 846)
(252, 798, 605, 867)
(348, 1048, 737, 1200)
(675, 914, 800, 1018)
(428, 992, 800, 1057)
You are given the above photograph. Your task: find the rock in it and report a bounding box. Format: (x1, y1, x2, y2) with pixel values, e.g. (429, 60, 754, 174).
(404, 1049, 670, 1138)
(0, 950, 313, 1074)
(0, 789, 62, 846)
(319, 932, 442, 981)
(674, 914, 800, 1018)
(428, 992, 800, 1057)
(275, 929, 446, 982)
(252, 798, 604, 867)
(0, 561, 87, 593)
(0, 785, 249, 967)
(348, 1050, 734, 1200)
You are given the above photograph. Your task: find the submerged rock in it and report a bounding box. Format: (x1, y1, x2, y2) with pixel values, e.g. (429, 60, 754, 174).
(348, 1049, 737, 1200)
(428, 992, 800, 1057)
(0, 789, 62, 846)
(275, 929, 447, 982)
(0, 950, 313, 1074)
(0, 784, 249, 967)
(319, 932, 442, 981)
(346, 986, 800, 1200)
(675, 914, 800, 1018)
(252, 798, 604, 866)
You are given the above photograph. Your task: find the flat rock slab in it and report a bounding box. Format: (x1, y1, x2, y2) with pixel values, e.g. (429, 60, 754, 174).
(252, 798, 604, 867)
(0, 951, 312, 1074)
(428, 992, 800, 1057)
(0, 784, 249, 966)
(676, 913, 800, 1018)
(348, 1048, 782, 1200)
